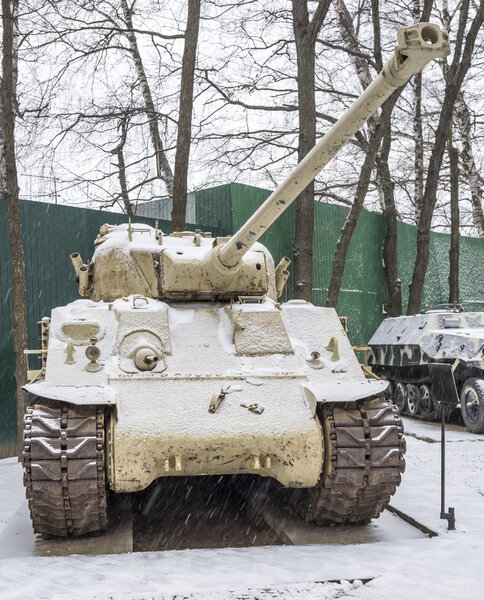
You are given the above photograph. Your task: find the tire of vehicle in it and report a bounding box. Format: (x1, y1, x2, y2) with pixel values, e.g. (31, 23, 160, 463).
(382, 380, 392, 400)
(418, 384, 433, 416)
(406, 384, 420, 416)
(393, 382, 406, 412)
(460, 378, 484, 434)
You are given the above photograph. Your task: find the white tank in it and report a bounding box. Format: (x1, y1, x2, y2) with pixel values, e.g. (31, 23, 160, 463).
(22, 23, 448, 537)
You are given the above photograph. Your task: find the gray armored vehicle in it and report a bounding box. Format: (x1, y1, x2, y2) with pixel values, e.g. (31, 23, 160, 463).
(368, 304, 484, 433)
(22, 24, 448, 537)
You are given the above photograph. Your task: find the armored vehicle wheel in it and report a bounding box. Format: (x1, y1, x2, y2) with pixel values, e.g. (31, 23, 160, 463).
(406, 384, 420, 416)
(418, 384, 433, 416)
(460, 379, 484, 434)
(23, 401, 108, 537)
(392, 382, 407, 412)
(381, 379, 392, 400)
(296, 397, 405, 525)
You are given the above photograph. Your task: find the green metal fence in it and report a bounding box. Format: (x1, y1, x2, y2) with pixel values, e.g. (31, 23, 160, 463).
(1, 185, 483, 457)
(0, 199, 210, 458)
(227, 182, 484, 344)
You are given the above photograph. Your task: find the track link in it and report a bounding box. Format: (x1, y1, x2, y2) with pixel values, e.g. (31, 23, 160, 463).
(298, 397, 406, 525)
(22, 400, 108, 537)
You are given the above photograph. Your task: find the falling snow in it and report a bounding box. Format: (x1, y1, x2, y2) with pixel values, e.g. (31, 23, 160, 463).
(0, 418, 483, 599)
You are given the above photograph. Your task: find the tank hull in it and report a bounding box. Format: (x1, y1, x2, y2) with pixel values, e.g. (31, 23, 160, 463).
(23, 394, 405, 537)
(368, 311, 484, 432)
(27, 297, 371, 491)
(111, 377, 323, 491)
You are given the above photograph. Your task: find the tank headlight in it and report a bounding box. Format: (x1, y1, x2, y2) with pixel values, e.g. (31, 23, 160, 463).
(85, 337, 102, 372)
(86, 345, 100, 361)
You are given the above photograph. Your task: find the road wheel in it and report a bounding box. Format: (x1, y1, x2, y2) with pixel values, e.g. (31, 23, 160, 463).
(392, 382, 406, 412)
(382, 380, 392, 400)
(406, 384, 420, 415)
(460, 378, 484, 434)
(418, 384, 433, 416)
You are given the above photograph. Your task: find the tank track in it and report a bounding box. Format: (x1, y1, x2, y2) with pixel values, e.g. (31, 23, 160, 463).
(396, 403, 456, 423)
(22, 400, 108, 537)
(297, 397, 406, 525)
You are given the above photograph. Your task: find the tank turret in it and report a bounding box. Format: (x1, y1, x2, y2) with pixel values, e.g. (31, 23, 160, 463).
(73, 23, 449, 303)
(22, 24, 448, 538)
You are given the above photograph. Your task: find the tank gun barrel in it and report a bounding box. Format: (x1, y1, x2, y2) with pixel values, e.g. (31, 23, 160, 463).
(218, 23, 449, 268)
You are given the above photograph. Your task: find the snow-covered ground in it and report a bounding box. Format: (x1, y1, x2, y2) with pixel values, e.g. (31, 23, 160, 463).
(0, 418, 483, 600)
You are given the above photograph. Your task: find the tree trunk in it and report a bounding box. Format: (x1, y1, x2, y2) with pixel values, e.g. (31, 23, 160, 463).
(326, 101, 394, 308)
(291, 0, 331, 301)
(377, 129, 402, 316)
(407, 1, 484, 314)
(1, 0, 29, 457)
(448, 132, 460, 303)
(111, 116, 133, 215)
(120, 0, 174, 197)
(292, 8, 315, 301)
(337, 0, 401, 316)
(412, 1, 424, 224)
(413, 72, 424, 224)
(171, 0, 201, 231)
(335, 0, 373, 90)
(454, 92, 484, 237)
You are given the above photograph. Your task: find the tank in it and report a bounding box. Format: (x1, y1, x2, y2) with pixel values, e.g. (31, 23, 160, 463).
(22, 23, 449, 537)
(368, 303, 484, 433)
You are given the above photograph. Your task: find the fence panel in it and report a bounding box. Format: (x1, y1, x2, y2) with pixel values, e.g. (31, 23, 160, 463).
(0, 199, 207, 458)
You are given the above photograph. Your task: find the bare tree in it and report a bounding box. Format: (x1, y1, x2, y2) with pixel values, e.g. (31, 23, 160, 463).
(407, 0, 484, 314)
(120, 0, 175, 196)
(31, 1, 201, 226)
(412, 71, 425, 224)
(377, 126, 403, 317)
(326, 0, 404, 315)
(326, 99, 395, 308)
(447, 128, 460, 303)
(291, 0, 332, 301)
(172, 0, 201, 231)
(109, 114, 134, 215)
(18, 1, 185, 210)
(454, 92, 484, 237)
(13, 0, 484, 260)
(1, 0, 28, 456)
(412, 0, 425, 225)
(380, 0, 433, 315)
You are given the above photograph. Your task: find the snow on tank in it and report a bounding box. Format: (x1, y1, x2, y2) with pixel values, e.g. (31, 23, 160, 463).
(73, 223, 278, 302)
